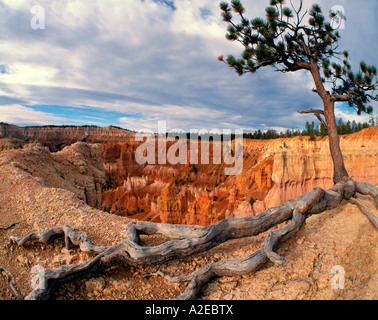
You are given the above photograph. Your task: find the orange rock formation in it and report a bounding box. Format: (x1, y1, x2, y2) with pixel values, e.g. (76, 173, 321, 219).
(1, 123, 376, 226)
(101, 127, 377, 225)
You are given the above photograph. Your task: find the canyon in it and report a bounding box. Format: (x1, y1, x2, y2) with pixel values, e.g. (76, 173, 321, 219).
(0, 123, 377, 300)
(0, 123, 377, 226)
(102, 127, 377, 225)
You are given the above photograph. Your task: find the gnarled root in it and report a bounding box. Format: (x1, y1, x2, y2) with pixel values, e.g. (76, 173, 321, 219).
(8, 179, 377, 300)
(0, 267, 23, 300)
(154, 187, 323, 300)
(349, 184, 378, 230)
(9, 225, 111, 254)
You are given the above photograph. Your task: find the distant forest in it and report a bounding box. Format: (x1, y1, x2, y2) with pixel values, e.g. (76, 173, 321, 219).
(243, 117, 376, 141)
(181, 117, 376, 141)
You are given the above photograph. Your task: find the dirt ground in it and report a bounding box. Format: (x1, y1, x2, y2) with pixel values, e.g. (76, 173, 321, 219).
(0, 145, 377, 300)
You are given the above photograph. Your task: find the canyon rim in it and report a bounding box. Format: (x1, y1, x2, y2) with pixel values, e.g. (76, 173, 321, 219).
(0, 123, 376, 300)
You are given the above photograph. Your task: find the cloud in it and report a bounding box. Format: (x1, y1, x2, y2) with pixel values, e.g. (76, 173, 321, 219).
(335, 103, 372, 124)
(119, 103, 236, 131)
(0, 0, 376, 131)
(0, 104, 66, 126)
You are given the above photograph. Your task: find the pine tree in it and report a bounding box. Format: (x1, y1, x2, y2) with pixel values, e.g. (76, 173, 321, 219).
(345, 121, 352, 134)
(369, 116, 376, 127)
(351, 120, 358, 133)
(219, 0, 378, 183)
(320, 123, 327, 137)
(337, 118, 343, 134)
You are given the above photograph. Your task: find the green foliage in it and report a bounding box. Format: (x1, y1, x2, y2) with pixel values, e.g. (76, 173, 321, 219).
(231, 0, 245, 14)
(220, 1, 229, 11)
(242, 118, 374, 141)
(219, 0, 378, 116)
(282, 7, 293, 18)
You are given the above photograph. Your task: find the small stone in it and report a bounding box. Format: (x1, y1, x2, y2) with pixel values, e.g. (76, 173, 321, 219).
(61, 247, 71, 255)
(66, 282, 76, 294)
(102, 288, 113, 297)
(85, 277, 106, 292)
(17, 254, 30, 266)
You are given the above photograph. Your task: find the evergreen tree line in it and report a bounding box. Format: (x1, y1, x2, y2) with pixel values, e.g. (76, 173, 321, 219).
(243, 117, 376, 141)
(177, 117, 375, 142)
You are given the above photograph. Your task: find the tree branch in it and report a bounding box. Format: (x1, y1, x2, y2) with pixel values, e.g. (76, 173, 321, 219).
(331, 91, 353, 102)
(297, 109, 327, 128)
(297, 109, 324, 115)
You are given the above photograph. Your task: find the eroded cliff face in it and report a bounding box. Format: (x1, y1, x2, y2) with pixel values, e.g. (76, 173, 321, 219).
(0, 123, 134, 151)
(101, 127, 377, 225)
(100, 137, 276, 225)
(256, 127, 378, 213)
(0, 141, 106, 209)
(1, 123, 376, 226)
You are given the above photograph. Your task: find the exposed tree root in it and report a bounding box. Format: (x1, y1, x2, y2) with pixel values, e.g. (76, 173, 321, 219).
(7, 179, 377, 300)
(349, 193, 378, 230)
(10, 225, 110, 254)
(0, 267, 23, 300)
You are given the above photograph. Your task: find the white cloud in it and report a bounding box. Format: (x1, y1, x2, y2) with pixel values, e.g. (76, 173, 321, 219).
(335, 105, 372, 124)
(0, 0, 376, 131)
(1, 0, 30, 9)
(0, 62, 58, 87)
(0, 104, 66, 125)
(119, 103, 236, 131)
(171, 0, 224, 37)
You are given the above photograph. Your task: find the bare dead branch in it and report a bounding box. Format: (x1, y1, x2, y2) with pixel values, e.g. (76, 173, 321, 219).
(297, 109, 324, 115)
(297, 109, 327, 129)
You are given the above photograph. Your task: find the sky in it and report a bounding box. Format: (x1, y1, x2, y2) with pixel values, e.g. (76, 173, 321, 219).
(0, 0, 377, 133)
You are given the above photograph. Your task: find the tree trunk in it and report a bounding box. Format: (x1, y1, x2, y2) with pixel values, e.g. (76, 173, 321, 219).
(309, 60, 350, 184)
(323, 100, 350, 184)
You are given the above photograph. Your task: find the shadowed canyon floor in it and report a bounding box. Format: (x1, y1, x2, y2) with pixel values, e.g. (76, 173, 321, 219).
(0, 125, 377, 299)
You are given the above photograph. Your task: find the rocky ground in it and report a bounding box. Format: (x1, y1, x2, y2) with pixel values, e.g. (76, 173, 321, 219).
(0, 140, 377, 300)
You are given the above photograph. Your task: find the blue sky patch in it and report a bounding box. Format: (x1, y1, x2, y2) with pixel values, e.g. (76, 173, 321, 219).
(0, 65, 10, 74)
(200, 7, 212, 19)
(23, 105, 138, 127)
(152, 0, 175, 10)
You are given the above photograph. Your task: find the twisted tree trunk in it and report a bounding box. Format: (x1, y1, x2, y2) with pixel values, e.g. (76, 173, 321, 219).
(323, 100, 350, 184)
(309, 59, 350, 184)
